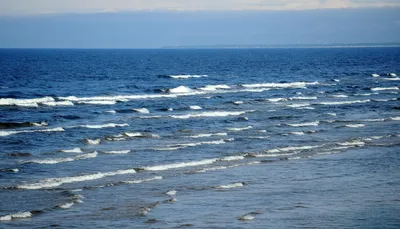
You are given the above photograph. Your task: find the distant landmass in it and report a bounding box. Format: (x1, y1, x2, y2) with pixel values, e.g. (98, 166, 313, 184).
(162, 43, 400, 49)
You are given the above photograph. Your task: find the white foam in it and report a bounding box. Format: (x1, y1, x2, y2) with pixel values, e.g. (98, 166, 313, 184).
(144, 159, 217, 171)
(28, 152, 98, 164)
(123, 132, 160, 138)
(60, 148, 83, 153)
(41, 101, 74, 106)
(241, 81, 319, 89)
(220, 156, 245, 161)
(290, 96, 318, 100)
(170, 110, 251, 119)
(198, 84, 230, 91)
(289, 131, 305, 135)
(389, 73, 397, 77)
(382, 77, 400, 81)
(345, 124, 365, 128)
(338, 140, 365, 146)
(170, 74, 208, 79)
(330, 94, 348, 98)
(267, 98, 287, 102)
(156, 139, 230, 151)
(166, 190, 177, 196)
(216, 182, 244, 189)
(238, 215, 255, 221)
(79, 123, 129, 129)
(232, 101, 244, 105)
(316, 100, 370, 105)
(0, 215, 12, 221)
(123, 176, 163, 184)
(189, 105, 202, 110)
(0, 127, 65, 137)
(390, 116, 400, 121)
(227, 126, 253, 131)
(77, 100, 117, 105)
(371, 73, 380, 77)
(168, 86, 193, 93)
(286, 103, 311, 108)
(0, 96, 54, 107)
(17, 168, 137, 190)
(103, 150, 131, 154)
(327, 113, 337, 116)
(133, 108, 150, 113)
(59, 202, 74, 209)
(84, 139, 101, 145)
(105, 110, 117, 114)
(188, 132, 228, 138)
(371, 87, 399, 91)
(287, 121, 319, 127)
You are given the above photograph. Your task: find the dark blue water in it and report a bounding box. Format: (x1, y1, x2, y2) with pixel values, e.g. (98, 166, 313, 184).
(0, 48, 399, 228)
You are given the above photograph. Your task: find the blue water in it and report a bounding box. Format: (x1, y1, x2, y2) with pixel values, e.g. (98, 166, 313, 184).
(0, 48, 399, 228)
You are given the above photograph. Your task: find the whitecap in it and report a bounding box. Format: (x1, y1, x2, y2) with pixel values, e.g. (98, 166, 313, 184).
(238, 214, 255, 221)
(103, 150, 131, 154)
(168, 86, 193, 93)
(188, 132, 228, 138)
(0, 96, 54, 107)
(266, 98, 287, 102)
(370, 87, 399, 91)
(219, 156, 245, 161)
(327, 113, 337, 116)
(28, 152, 98, 164)
(133, 108, 150, 113)
(389, 73, 397, 77)
(59, 202, 74, 209)
(390, 116, 400, 121)
(79, 123, 129, 129)
(198, 84, 230, 91)
(286, 103, 311, 108)
(338, 140, 365, 146)
(371, 73, 380, 77)
(169, 74, 208, 79)
(41, 101, 74, 106)
(144, 159, 217, 171)
(59, 148, 82, 153)
(166, 190, 177, 196)
(105, 110, 117, 114)
(289, 131, 305, 135)
(227, 126, 253, 131)
(84, 139, 101, 145)
(381, 77, 400, 81)
(233, 101, 244, 105)
(330, 94, 348, 98)
(289, 96, 318, 100)
(123, 176, 163, 184)
(241, 81, 319, 89)
(170, 110, 251, 119)
(77, 100, 117, 105)
(216, 182, 244, 189)
(316, 100, 370, 105)
(345, 124, 365, 128)
(17, 168, 137, 190)
(0, 127, 65, 137)
(287, 121, 319, 127)
(189, 105, 202, 110)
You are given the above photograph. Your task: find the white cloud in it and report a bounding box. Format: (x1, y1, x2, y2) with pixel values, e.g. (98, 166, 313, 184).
(0, 0, 399, 15)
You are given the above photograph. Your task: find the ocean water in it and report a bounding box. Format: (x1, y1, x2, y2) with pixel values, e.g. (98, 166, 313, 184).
(0, 48, 399, 228)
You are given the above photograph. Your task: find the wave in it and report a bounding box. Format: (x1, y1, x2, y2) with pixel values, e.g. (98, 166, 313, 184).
(289, 96, 318, 100)
(390, 116, 400, 121)
(143, 158, 217, 171)
(329, 94, 348, 98)
(169, 74, 208, 79)
(168, 85, 193, 93)
(153, 139, 231, 151)
(381, 77, 400, 81)
(105, 110, 117, 114)
(216, 182, 244, 189)
(189, 105, 202, 110)
(16, 168, 137, 190)
(286, 103, 311, 108)
(123, 132, 160, 138)
(42, 101, 74, 106)
(315, 100, 370, 105)
(0, 96, 55, 107)
(133, 108, 150, 113)
(287, 121, 319, 127)
(122, 176, 163, 184)
(78, 123, 129, 129)
(371, 73, 380, 77)
(27, 152, 98, 165)
(267, 98, 287, 102)
(77, 100, 117, 105)
(233, 101, 244, 105)
(370, 87, 399, 91)
(227, 126, 253, 131)
(345, 124, 365, 128)
(84, 138, 101, 145)
(59, 148, 83, 153)
(241, 81, 319, 89)
(198, 84, 230, 91)
(0, 212, 32, 221)
(337, 140, 365, 146)
(0, 127, 65, 137)
(188, 132, 228, 138)
(103, 150, 131, 154)
(0, 121, 48, 129)
(169, 110, 251, 119)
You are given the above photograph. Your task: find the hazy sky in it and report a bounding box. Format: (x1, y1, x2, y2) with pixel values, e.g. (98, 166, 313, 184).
(1, 0, 400, 14)
(0, 1, 399, 48)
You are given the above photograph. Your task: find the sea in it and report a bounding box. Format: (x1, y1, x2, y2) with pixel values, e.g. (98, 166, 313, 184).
(0, 48, 399, 228)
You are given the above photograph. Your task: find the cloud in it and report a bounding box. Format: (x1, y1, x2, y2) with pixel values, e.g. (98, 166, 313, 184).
(0, 0, 399, 15)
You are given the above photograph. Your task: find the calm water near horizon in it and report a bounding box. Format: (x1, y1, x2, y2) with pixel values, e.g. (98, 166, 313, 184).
(0, 48, 399, 228)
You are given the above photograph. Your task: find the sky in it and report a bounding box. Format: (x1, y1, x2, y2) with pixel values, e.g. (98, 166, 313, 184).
(0, 0, 399, 48)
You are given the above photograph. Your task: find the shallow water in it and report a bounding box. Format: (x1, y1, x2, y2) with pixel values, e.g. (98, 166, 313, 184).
(0, 48, 399, 228)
